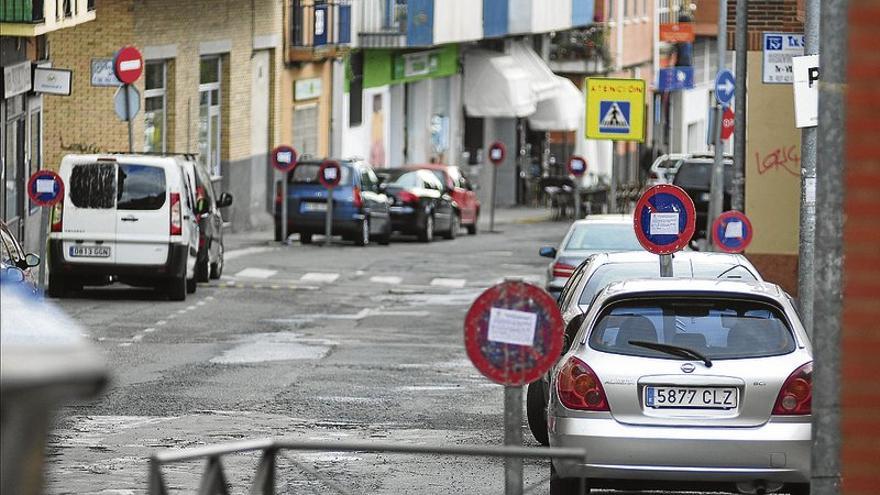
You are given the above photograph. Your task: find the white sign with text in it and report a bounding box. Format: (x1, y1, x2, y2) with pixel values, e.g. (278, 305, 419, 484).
(487, 307, 537, 347)
(793, 55, 819, 128)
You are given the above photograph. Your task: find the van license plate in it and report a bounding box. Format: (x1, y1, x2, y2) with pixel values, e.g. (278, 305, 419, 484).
(645, 386, 738, 409)
(69, 246, 111, 258)
(301, 202, 327, 212)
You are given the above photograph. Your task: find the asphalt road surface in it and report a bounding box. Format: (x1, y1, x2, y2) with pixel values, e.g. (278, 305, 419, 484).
(46, 214, 589, 494)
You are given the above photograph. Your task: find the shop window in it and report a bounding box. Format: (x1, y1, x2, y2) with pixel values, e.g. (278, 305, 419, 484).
(349, 52, 364, 126)
(293, 104, 319, 157)
(198, 57, 222, 176)
(144, 61, 167, 153)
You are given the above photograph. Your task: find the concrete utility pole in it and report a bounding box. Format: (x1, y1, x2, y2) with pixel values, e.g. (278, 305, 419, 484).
(707, 0, 729, 249)
(811, 0, 847, 491)
(732, 0, 747, 212)
(797, 0, 820, 337)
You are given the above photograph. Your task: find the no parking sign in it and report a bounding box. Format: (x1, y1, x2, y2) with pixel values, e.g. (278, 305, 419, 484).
(27, 170, 64, 207)
(633, 185, 696, 255)
(712, 210, 754, 253)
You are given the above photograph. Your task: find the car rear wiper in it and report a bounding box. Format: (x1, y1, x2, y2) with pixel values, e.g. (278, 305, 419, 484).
(627, 340, 713, 368)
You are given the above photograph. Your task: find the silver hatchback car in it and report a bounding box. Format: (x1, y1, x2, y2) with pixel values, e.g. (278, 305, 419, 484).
(548, 279, 812, 495)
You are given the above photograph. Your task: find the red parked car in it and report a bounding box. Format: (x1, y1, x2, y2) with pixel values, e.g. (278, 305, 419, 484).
(403, 164, 480, 234)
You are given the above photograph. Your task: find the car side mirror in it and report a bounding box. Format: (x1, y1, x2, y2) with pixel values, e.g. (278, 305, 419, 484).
(2, 266, 25, 283)
(25, 253, 40, 267)
(196, 197, 210, 214)
(217, 192, 233, 208)
(539, 246, 557, 258)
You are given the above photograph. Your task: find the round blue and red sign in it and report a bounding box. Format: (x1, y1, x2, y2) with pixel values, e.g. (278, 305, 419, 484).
(633, 184, 696, 255)
(712, 210, 753, 253)
(567, 155, 587, 177)
(464, 281, 564, 386)
(318, 160, 342, 189)
(271, 145, 298, 173)
(27, 170, 64, 207)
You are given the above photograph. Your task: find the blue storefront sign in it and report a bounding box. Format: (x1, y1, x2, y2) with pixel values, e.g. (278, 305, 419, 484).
(657, 67, 695, 92)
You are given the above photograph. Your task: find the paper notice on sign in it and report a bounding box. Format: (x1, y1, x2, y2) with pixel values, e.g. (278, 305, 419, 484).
(805, 177, 816, 205)
(488, 307, 537, 347)
(36, 179, 55, 194)
(724, 221, 744, 239)
(650, 212, 679, 236)
(324, 168, 338, 181)
(277, 151, 292, 164)
(490, 149, 503, 161)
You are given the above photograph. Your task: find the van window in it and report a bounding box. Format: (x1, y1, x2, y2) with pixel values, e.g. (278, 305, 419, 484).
(117, 164, 167, 210)
(289, 162, 351, 186)
(69, 162, 116, 209)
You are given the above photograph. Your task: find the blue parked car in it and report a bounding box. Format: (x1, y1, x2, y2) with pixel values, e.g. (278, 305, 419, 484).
(274, 159, 392, 246)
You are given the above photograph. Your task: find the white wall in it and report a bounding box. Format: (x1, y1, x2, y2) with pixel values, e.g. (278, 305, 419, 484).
(509, 0, 572, 35)
(341, 85, 392, 168)
(433, 0, 483, 44)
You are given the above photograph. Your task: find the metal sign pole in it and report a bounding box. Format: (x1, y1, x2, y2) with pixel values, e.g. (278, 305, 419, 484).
(489, 164, 498, 233)
(325, 187, 334, 246)
(37, 207, 49, 292)
(708, 0, 729, 250)
(574, 180, 582, 220)
(609, 141, 617, 213)
(125, 84, 134, 153)
(281, 175, 288, 244)
(503, 385, 524, 495)
(659, 253, 673, 278)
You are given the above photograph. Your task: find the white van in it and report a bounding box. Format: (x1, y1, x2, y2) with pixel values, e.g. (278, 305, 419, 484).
(48, 154, 200, 301)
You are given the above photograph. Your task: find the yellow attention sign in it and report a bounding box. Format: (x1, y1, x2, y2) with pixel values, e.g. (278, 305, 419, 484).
(585, 78, 646, 142)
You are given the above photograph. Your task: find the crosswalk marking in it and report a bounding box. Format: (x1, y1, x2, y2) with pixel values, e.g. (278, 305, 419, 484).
(301, 272, 340, 283)
(234, 268, 278, 279)
(430, 278, 467, 288)
(370, 276, 402, 285)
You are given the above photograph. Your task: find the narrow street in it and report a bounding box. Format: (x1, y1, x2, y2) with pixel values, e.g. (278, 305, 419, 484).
(46, 213, 571, 495)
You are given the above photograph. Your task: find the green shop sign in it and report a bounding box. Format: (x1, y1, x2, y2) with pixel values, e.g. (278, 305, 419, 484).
(355, 44, 459, 90)
(394, 50, 442, 80)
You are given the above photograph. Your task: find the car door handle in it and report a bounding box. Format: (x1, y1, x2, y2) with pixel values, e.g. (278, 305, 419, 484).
(121, 215, 139, 222)
(183, 215, 191, 220)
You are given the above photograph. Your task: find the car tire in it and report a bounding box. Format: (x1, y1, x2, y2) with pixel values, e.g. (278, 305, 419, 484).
(550, 463, 590, 495)
(196, 257, 210, 283)
(47, 275, 66, 298)
(355, 219, 370, 246)
(301, 232, 313, 245)
(168, 274, 186, 301)
(274, 222, 283, 242)
(444, 214, 459, 240)
(209, 243, 224, 279)
(377, 220, 392, 246)
(186, 273, 197, 294)
(526, 380, 549, 446)
(466, 219, 477, 235)
(418, 214, 434, 243)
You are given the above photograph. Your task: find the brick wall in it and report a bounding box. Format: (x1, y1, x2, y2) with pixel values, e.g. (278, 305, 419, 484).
(726, 0, 804, 50)
(841, 0, 880, 492)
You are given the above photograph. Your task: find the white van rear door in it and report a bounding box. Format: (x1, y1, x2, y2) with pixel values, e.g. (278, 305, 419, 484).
(62, 161, 118, 264)
(115, 162, 170, 265)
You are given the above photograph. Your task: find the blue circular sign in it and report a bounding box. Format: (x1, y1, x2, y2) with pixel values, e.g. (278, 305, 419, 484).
(633, 185, 696, 255)
(27, 170, 64, 207)
(715, 69, 735, 106)
(712, 210, 753, 253)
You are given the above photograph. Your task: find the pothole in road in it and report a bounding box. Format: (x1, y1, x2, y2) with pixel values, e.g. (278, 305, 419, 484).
(210, 332, 334, 364)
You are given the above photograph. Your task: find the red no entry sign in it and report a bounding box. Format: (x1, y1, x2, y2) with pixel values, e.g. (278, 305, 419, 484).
(114, 46, 143, 85)
(464, 281, 564, 386)
(318, 160, 342, 189)
(721, 107, 735, 141)
(488, 141, 506, 166)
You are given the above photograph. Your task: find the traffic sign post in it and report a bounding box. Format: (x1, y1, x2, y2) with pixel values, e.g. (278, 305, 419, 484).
(632, 185, 697, 277)
(271, 146, 298, 244)
(567, 155, 587, 219)
(711, 210, 753, 253)
(710, 68, 735, 251)
(27, 170, 64, 293)
(488, 141, 506, 233)
(113, 46, 144, 153)
(318, 160, 342, 246)
(464, 279, 564, 495)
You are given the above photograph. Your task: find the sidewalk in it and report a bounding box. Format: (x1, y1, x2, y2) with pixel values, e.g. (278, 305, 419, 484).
(222, 206, 555, 253)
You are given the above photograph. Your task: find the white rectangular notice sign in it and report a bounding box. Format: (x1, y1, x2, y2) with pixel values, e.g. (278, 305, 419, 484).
(792, 54, 819, 128)
(33, 68, 72, 96)
(724, 221, 744, 239)
(762, 33, 804, 84)
(488, 307, 537, 347)
(650, 212, 679, 236)
(36, 179, 55, 193)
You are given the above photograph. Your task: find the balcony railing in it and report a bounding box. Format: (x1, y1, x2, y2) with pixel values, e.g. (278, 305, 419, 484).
(289, 0, 351, 61)
(359, 0, 408, 48)
(547, 25, 610, 74)
(0, 0, 45, 23)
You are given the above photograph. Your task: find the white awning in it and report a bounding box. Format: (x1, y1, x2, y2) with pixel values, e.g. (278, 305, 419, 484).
(464, 50, 537, 118)
(529, 76, 584, 131)
(507, 40, 560, 101)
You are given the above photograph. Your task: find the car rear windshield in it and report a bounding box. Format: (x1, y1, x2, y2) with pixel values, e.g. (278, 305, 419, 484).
(577, 262, 757, 306)
(69, 162, 117, 209)
(588, 297, 796, 360)
(289, 163, 351, 186)
(117, 164, 166, 210)
(674, 161, 733, 190)
(564, 224, 642, 251)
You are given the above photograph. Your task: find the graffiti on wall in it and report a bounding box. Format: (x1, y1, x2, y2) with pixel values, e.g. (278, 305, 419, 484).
(755, 144, 799, 177)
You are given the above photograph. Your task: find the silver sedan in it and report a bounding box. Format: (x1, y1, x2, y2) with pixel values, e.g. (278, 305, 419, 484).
(548, 279, 812, 495)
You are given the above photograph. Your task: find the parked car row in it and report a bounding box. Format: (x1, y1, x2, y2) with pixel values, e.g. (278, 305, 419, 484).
(46, 153, 232, 302)
(273, 160, 480, 246)
(534, 217, 812, 495)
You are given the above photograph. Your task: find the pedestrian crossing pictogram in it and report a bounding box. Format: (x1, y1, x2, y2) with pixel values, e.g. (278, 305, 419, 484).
(598, 101, 631, 134)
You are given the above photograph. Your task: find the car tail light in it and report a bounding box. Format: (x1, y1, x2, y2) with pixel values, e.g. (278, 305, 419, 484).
(552, 262, 576, 279)
(50, 201, 64, 232)
(649, 171, 659, 179)
(352, 186, 363, 209)
(773, 362, 812, 415)
(556, 356, 609, 411)
(170, 193, 182, 235)
(398, 191, 419, 204)
(199, 233, 206, 248)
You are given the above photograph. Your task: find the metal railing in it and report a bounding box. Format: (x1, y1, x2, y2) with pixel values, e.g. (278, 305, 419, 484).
(358, 0, 407, 47)
(149, 438, 588, 495)
(289, 0, 351, 47)
(0, 0, 44, 23)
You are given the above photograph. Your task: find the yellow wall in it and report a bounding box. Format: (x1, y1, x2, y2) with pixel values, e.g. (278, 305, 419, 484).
(282, 61, 334, 158)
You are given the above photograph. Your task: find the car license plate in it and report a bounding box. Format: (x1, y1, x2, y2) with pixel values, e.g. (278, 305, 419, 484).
(645, 386, 738, 409)
(69, 245, 111, 258)
(301, 202, 327, 212)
